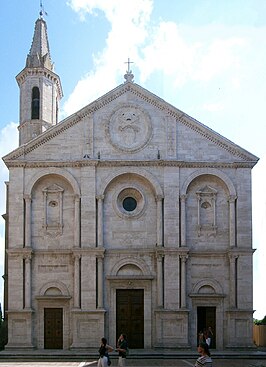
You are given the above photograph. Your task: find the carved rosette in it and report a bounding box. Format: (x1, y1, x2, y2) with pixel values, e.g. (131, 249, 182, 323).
(107, 105, 152, 152)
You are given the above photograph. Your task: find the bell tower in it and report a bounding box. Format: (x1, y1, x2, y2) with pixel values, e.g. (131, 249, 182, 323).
(16, 14, 63, 145)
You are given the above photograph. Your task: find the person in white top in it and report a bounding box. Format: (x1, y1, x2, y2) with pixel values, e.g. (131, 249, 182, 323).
(205, 326, 213, 347)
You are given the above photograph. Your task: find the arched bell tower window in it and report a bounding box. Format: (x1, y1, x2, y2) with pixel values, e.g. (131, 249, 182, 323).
(31, 86, 40, 119)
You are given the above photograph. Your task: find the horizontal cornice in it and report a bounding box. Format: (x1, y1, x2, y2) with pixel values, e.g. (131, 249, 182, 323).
(16, 67, 63, 98)
(4, 159, 257, 169)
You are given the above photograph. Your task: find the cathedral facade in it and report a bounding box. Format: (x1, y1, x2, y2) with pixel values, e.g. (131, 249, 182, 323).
(2, 16, 258, 351)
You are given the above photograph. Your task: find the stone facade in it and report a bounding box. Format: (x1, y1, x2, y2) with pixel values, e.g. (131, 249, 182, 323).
(2, 17, 258, 351)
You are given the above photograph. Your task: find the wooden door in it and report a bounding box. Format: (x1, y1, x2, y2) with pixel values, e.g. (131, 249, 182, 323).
(44, 308, 63, 349)
(116, 289, 144, 348)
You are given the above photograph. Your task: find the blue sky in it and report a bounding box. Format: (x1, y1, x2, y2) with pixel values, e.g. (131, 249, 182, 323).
(0, 0, 265, 319)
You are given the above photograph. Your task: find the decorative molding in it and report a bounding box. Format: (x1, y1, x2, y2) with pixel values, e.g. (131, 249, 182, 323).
(4, 159, 257, 169)
(16, 67, 63, 98)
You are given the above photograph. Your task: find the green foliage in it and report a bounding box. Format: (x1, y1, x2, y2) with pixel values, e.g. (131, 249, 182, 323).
(254, 315, 266, 325)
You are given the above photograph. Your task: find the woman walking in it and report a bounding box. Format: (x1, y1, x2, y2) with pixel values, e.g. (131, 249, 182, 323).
(97, 337, 113, 367)
(195, 342, 212, 367)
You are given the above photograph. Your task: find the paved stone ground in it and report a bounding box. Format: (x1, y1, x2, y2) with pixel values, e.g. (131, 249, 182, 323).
(0, 359, 265, 367)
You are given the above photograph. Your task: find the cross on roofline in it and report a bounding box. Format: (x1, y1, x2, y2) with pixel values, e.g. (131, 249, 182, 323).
(125, 58, 134, 73)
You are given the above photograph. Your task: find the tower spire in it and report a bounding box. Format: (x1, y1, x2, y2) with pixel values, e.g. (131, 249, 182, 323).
(26, 15, 52, 70)
(16, 13, 63, 145)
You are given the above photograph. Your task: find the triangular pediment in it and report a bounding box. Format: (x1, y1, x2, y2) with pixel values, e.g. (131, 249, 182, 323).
(3, 81, 259, 166)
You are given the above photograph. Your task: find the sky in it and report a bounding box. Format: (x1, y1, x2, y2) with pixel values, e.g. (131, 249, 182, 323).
(0, 0, 265, 320)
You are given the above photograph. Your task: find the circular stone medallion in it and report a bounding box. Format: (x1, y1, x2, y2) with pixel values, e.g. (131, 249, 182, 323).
(108, 105, 152, 152)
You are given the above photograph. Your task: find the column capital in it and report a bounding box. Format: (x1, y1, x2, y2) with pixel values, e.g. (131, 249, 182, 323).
(96, 253, 104, 260)
(228, 253, 239, 261)
(155, 194, 164, 202)
(74, 194, 81, 201)
(24, 194, 32, 202)
(180, 194, 187, 201)
(23, 252, 32, 261)
(155, 250, 164, 260)
(72, 252, 81, 260)
(180, 254, 189, 262)
(96, 195, 104, 201)
(228, 195, 237, 203)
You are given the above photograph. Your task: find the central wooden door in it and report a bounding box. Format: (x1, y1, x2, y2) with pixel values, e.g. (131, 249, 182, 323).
(116, 289, 144, 348)
(44, 308, 63, 349)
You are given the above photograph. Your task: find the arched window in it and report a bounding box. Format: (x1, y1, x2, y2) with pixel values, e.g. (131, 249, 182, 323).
(31, 87, 40, 119)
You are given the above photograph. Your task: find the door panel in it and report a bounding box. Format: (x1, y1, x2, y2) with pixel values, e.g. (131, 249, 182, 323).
(116, 289, 144, 348)
(44, 308, 63, 349)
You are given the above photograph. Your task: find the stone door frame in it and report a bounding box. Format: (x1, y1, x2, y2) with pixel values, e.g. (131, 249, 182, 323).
(107, 277, 153, 349)
(36, 296, 71, 349)
(190, 296, 224, 349)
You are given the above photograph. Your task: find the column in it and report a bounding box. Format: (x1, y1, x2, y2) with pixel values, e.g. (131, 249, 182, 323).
(97, 255, 104, 308)
(229, 195, 237, 248)
(24, 195, 32, 248)
(96, 195, 104, 248)
(24, 254, 32, 309)
(229, 254, 238, 308)
(73, 253, 81, 308)
(180, 195, 187, 247)
(156, 195, 163, 247)
(180, 254, 188, 308)
(74, 195, 80, 248)
(156, 253, 163, 307)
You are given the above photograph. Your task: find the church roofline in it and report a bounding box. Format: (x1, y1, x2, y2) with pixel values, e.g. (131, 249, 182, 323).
(2, 81, 259, 164)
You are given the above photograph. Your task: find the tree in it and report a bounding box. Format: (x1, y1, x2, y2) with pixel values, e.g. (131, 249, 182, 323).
(254, 315, 266, 325)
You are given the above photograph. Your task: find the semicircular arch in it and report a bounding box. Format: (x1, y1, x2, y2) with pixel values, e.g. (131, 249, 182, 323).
(180, 168, 236, 197)
(192, 279, 223, 295)
(110, 256, 152, 277)
(39, 281, 70, 297)
(25, 167, 80, 197)
(98, 167, 163, 197)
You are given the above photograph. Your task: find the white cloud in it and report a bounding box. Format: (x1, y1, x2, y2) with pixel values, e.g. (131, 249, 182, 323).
(63, 0, 153, 116)
(139, 21, 198, 85)
(63, 0, 249, 117)
(202, 102, 224, 112)
(192, 37, 246, 82)
(68, 0, 153, 25)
